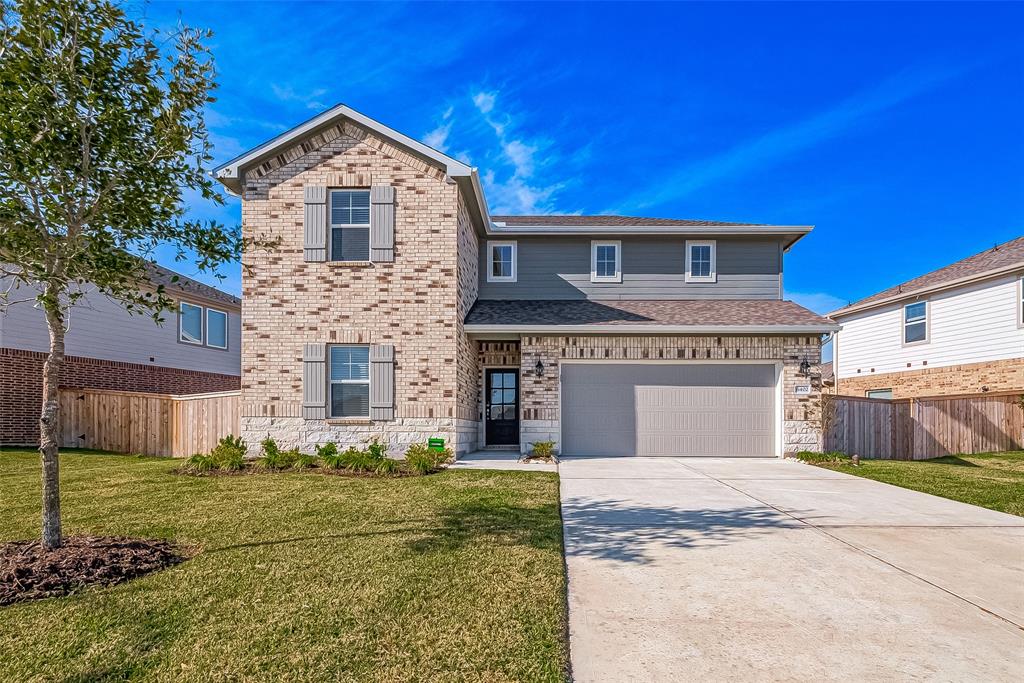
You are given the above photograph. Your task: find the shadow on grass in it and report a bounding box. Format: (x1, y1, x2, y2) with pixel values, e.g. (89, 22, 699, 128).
(927, 456, 981, 468)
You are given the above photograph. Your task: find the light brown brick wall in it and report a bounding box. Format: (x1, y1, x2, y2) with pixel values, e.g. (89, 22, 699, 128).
(517, 335, 823, 455)
(834, 357, 1024, 399)
(239, 120, 475, 453)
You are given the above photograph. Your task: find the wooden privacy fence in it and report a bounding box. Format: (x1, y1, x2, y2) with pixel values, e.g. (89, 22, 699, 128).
(824, 392, 1024, 460)
(59, 388, 240, 457)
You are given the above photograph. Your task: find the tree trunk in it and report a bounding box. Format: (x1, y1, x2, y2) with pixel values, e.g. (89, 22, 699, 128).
(40, 302, 65, 549)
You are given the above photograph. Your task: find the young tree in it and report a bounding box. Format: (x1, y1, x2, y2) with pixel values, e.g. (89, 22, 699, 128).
(0, 0, 240, 548)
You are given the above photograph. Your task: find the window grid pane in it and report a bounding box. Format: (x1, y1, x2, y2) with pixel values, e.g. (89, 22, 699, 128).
(330, 190, 370, 226)
(691, 245, 711, 278)
(595, 245, 617, 278)
(491, 245, 512, 278)
(207, 309, 227, 348)
(180, 303, 203, 343)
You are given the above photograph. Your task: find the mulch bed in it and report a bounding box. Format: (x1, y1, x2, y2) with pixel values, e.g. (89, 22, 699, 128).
(0, 536, 186, 607)
(174, 465, 442, 478)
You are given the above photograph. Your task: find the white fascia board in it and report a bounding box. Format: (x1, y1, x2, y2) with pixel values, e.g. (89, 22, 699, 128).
(484, 225, 813, 239)
(464, 323, 841, 335)
(828, 262, 1024, 319)
(213, 103, 473, 189)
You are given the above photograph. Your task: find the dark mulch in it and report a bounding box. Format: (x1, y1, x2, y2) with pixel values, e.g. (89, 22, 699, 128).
(0, 536, 186, 607)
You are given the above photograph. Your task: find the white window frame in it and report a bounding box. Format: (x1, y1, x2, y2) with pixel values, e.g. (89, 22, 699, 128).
(486, 240, 517, 283)
(178, 301, 204, 345)
(590, 240, 622, 283)
(685, 240, 717, 283)
(902, 300, 929, 346)
(865, 388, 893, 400)
(205, 307, 228, 350)
(329, 189, 371, 262)
(1018, 275, 1024, 328)
(328, 344, 371, 419)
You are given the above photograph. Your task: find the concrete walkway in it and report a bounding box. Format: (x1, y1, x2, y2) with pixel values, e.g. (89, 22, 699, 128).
(449, 450, 557, 472)
(560, 456, 1024, 682)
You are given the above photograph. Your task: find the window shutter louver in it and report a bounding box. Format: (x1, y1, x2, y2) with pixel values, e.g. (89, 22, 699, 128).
(369, 185, 395, 262)
(303, 186, 328, 262)
(369, 344, 395, 421)
(302, 342, 327, 419)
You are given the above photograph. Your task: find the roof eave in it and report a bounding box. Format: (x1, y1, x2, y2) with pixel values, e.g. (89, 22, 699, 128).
(828, 261, 1024, 319)
(464, 323, 840, 335)
(484, 225, 814, 238)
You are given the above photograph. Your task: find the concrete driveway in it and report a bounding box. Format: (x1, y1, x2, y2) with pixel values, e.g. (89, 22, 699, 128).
(559, 457, 1024, 682)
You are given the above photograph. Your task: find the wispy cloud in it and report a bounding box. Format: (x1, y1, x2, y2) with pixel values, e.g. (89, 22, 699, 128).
(422, 106, 454, 153)
(785, 290, 847, 315)
(615, 62, 972, 212)
(270, 83, 328, 111)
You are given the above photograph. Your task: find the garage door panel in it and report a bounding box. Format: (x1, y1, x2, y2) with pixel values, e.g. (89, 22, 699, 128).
(561, 364, 776, 457)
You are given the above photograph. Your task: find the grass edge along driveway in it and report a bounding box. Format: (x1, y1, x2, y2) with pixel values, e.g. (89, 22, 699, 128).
(0, 448, 569, 682)
(797, 450, 1024, 517)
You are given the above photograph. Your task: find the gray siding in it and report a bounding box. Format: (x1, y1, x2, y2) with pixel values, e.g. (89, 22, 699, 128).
(478, 236, 782, 300)
(0, 282, 241, 376)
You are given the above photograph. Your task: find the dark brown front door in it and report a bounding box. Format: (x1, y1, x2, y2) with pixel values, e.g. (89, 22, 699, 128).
(485, 369, 519, 446)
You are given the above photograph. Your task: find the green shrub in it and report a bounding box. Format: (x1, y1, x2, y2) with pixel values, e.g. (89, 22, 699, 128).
(530, 440, 557, 458)
(794, 450, 851, 464)
(366, 438, 388, 462)
(373, 457, 401, 476)
(317, 442, 345, 469)
(182, 453, 215, 474)
(210, 434, 246, 471)
(403, 442, 451, 475)
(339, 446, 375, 472)
(291, 450, 318, 470)
(257, 438, 293, 470)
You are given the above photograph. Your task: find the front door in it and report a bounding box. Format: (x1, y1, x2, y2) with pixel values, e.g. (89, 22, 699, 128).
(485, 369, 520, 446)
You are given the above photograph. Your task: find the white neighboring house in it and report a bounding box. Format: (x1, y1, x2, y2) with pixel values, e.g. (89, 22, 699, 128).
(0, 263, 241, 445)
(829, 236, 1024, 399)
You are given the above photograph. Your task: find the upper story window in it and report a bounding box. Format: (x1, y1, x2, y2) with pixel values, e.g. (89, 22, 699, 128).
(487, 241, 517, 283)
(330, 190, 370, 262)
(329, 345, 370, 418)
(903, 301, 928, 345)
(591, 240, 621, 283)
(685, 240, 717, 283)
(178, 301, 228, 350)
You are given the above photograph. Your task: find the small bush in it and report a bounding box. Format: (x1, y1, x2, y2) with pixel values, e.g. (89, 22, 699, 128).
(530, 440, 557, 458)
(182, 453, 215, 474)
(210, 434, 246, 471)
(291, 451, 318, 470)
(794, 450, 851, 465)
(404, 442, 451, 475)
(339, 446, 375, 472)
(317, 442, 345, 469)
(373, 457, 401, 476)
(257, 438, 294, 470)
(366, 438, 388, 462)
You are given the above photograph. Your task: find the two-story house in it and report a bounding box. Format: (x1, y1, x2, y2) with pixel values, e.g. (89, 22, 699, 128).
(213, 104, 837, 459)
(829, 237, 1024, 399)
(0, 263, 241, 445)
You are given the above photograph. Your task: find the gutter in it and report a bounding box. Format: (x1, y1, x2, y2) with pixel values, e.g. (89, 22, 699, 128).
(464, 323, 841, 335)
(829, 262, 1024, 319)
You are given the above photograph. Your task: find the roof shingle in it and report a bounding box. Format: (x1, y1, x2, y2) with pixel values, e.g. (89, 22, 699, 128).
(832, 236, 1024, 315)
(465, 299, 836, 329)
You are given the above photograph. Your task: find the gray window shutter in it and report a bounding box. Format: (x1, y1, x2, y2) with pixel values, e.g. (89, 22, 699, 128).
(370, 185, 395, 263)
(304, 186, 327, 262)
(302, 342, 327, 419)
(369, 344, 395, 421)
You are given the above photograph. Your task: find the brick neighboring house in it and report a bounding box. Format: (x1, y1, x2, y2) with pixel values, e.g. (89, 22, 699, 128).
(0, 264, 241, 445)
(829, 237, 1024, 399)
(213, 103, 838, 458)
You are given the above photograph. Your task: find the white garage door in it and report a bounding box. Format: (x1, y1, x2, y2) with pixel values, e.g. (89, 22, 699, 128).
(560, 363, 776, 457)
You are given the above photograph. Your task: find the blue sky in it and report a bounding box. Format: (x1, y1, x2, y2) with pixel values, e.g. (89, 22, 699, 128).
(147, 1, 1023, 332)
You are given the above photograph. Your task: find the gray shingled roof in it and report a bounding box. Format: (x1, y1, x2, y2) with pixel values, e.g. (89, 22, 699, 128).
(491, 215, 770, 227)
(465, 299, 836, 329)
(144, 262, 240, 308)
(831, 236, 1024, 316)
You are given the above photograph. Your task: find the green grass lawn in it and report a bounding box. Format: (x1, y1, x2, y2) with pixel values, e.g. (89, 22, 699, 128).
(0, 448, 568, 682)
(799, 451, 1024, 517)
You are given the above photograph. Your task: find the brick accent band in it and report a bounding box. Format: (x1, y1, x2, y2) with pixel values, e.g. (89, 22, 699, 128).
(1, 347, 240, 445)
(833, 357, 1024, 400)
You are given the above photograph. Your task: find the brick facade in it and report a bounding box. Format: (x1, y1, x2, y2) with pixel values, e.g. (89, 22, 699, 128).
(0, 347, 239, 445)
(238, 119, 480, 456)
(516, 335, 823, 455)
(834, 357, 1024, 399)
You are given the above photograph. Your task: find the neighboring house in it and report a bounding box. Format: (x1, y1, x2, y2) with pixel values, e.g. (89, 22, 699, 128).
(0, 264, 241, 445)
(820, 361, 835, 393)
(213, 103, 837, 459)
(829, 237, 1024, 399)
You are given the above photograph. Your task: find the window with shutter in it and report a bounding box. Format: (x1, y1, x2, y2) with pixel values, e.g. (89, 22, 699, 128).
(330, 190, 371, 262)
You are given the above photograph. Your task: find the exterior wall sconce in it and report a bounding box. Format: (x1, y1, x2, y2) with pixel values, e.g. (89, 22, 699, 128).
(799, 359, 811, 377)
(534, 359, 545, 377)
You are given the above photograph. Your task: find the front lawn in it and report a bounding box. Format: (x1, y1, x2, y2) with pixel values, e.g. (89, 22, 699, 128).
(0, 448, 568, 682)
(796, 450, 1024, 517)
